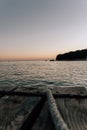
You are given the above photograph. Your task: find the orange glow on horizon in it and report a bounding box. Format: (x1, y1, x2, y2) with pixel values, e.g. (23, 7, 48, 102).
(0, 53, 56, 60)
(0, 49, 70, 61)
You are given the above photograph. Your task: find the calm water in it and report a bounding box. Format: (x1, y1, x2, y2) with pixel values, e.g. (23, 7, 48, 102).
(0, 61, 87, 89)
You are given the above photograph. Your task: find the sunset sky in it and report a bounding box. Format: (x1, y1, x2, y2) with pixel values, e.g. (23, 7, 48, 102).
(0, 0, 87, 60)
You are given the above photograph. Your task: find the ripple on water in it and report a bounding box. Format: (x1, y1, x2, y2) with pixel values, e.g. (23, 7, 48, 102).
(0, 61, 87, 89)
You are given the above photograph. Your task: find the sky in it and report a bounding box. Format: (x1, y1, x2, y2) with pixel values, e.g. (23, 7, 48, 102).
(0, 0, 87, 60)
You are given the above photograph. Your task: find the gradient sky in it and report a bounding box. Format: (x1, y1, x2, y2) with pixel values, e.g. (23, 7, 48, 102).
(0, 0, 87, 60)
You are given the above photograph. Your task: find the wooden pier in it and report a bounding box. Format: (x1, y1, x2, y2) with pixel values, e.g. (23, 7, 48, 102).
(0, 86, 87, 130)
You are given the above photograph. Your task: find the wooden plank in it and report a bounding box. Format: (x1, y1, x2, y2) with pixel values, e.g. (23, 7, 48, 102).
(0, 86, 86, 99)
(0, 91, 43, 97)
(15, 86, 87, 95)
(0, 86, 86, 96)
(0, 86, 17, 92)
(31, 102, 56, 130)
(0, 95, 41, 130)
(56, 98, 87, 130)
(0, 89, 87, 98)
(31, 87, 87, 130)
(0, 86, 18, 98)
(55, 87, 87, 130)
(14, 87, 46, 95)
(20, 97, 46, 130)
(0, 87, 86, 130)
(52, 86, 87, 95)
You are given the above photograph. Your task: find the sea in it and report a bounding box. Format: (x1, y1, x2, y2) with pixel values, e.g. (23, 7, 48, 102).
(0, 61, 87, 90)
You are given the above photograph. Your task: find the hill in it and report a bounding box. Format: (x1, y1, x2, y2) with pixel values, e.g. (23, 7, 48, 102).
(56, 49, 87, 61)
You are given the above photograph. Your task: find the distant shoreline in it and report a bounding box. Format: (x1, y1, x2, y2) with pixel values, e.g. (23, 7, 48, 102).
(56, 49, 87, 61)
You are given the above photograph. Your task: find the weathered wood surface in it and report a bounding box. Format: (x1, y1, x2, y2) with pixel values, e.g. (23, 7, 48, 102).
(0, 86, 18, 92)
(54, 87, 87, 130)
(20, 97, 46, 130)
(0, 86, 85, 98)
(56, 98, 87, 130)
(0, 86, 86, 130)
(14, 86, 87, 95)
(0, 95, 41, 130)
(0, 86, 18, 98)
(31, 102, 56, 130)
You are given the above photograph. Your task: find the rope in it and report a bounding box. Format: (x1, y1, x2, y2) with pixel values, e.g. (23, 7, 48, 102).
(46, 89, 70, 130)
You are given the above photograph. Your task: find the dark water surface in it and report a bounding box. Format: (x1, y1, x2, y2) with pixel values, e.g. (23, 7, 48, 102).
(0, 61, 87, 89)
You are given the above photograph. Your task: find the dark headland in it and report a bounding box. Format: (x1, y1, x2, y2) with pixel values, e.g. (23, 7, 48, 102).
(56, 49, 87, 61)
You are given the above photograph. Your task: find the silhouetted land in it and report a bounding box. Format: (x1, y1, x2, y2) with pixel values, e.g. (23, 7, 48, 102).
(56, 49, 87, 61)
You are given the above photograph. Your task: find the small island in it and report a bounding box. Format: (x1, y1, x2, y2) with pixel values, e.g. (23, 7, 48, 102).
(56, 49, 87, 61)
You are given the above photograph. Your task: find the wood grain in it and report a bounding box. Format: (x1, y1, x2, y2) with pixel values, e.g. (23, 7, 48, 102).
(0, 95, 41, 130)
(56, 98, 87, 130)
(0, 86, 86, 130)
